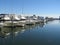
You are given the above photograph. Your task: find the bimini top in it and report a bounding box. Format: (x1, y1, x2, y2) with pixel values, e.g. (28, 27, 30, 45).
(14, 16, 20, 20)
(20, 16, 26, 20)
(3, 16, 11, 20)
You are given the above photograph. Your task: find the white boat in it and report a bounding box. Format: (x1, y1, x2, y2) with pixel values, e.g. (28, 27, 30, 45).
(20, 16, 26, 20)
(33, 17, 37, 20)
(14, 15, 20, 20)
(3, 16, 10, 20)
(26, 19, 35, 25)
(0, 23, 4, 26)
(19, 16, 27, 24)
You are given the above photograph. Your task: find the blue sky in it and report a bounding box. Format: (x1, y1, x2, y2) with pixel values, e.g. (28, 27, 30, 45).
(0, 0, 60, 17)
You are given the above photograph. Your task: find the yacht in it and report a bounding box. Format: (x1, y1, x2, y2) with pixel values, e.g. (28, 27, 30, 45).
(3, 16, 11, 20)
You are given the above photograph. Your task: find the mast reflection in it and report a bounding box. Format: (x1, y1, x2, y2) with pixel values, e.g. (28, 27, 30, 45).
(0, 22, 45, 38)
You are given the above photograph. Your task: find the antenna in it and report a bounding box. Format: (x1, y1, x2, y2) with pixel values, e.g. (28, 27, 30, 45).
(22, 6, 23, 15)
(22, 1, 24, 15)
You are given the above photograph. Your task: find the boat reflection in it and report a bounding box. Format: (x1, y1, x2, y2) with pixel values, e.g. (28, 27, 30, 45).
(0, 22, 45, 38)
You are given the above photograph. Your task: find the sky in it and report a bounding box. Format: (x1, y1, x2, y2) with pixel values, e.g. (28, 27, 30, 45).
(0, 0, 60, 17)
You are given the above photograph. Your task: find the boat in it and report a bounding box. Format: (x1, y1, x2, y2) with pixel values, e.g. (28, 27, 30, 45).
(0, 23, 4, 27)
(25, 19, 35, 25)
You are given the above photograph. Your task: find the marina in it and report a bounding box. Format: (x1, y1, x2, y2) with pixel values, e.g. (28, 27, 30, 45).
(0, 14, 60, 45)
(0, 0, 60, 45)
(0, 20, 60, 45)
(0, 14, 45, 27)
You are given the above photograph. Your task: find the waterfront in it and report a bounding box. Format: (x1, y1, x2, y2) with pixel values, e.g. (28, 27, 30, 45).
(0, 20, 60, 45)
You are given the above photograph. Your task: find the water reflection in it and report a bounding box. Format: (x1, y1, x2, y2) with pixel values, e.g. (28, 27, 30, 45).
(0, 27, 24, 38)
(0, 22, 45, 38)
(0, 20, 60, 45)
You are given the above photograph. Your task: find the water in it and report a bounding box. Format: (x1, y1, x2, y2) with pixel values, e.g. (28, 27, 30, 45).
(0, 20, 60, 45)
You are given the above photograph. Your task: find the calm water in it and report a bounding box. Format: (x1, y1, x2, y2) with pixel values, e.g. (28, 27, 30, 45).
(0, 20, 60, 45)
